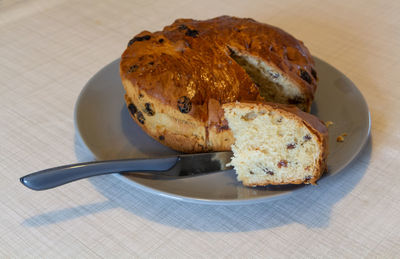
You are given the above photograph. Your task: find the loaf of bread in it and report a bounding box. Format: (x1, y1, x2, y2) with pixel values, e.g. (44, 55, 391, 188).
(120, 16, 318, 153)
(223, 102, 328, 186)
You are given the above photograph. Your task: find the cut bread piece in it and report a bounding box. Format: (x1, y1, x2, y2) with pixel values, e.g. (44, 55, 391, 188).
(223, 102, 328, 186)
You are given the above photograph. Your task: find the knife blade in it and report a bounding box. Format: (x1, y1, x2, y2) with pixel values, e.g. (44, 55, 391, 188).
(20, 152, 233, 191)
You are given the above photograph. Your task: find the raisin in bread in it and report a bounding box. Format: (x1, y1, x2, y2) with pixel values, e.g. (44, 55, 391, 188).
(223, 102, 328, 186)
(120, 16, 318, 153)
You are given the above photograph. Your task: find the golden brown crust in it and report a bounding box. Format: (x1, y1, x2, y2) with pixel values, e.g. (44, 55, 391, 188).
(120, 16, 317, 153)
(124, 93, 208, 153)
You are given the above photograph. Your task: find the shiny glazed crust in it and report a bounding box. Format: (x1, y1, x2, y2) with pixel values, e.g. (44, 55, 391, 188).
(120, 16, 317, 153)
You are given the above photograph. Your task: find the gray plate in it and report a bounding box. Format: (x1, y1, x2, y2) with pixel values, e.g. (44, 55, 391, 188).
(74, 57, 371, 205)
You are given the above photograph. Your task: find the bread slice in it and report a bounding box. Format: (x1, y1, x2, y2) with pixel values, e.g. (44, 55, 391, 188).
(223, 102, 328, 186)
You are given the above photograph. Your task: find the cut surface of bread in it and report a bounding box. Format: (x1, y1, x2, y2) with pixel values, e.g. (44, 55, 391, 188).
(223, 102, 328, 186)
(228, 47, 309, 111)
(120, 16, 318, 153)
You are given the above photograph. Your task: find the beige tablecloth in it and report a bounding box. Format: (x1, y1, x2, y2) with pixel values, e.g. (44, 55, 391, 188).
(1, 0, 400, 257)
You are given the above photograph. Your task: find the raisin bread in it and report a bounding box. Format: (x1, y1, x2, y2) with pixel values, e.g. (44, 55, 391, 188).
(223, 102, 328, 186)
(120, 16, 318, 153)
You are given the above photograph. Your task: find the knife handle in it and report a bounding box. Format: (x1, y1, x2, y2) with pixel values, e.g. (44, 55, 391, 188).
(20, 157, 178, 191)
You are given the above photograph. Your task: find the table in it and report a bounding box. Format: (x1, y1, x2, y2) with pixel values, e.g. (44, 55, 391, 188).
(1, 0, 399, 257)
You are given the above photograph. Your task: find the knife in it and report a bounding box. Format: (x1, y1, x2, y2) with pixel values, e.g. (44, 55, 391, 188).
(20, 152, 233, 191)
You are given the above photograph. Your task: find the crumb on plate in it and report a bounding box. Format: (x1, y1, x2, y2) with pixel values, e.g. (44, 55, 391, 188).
(336, 133, 347, 142)
(325, 121, 334, 127)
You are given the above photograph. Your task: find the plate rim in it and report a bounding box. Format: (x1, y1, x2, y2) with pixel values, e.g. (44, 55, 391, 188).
(74, 57, 371, 205)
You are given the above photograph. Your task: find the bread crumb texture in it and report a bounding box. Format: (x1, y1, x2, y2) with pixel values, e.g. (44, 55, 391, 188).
(224, 103, 324, 186)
